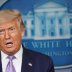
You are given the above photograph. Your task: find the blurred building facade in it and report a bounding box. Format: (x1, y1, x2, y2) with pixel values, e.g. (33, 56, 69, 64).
(22, 1, 72, 40)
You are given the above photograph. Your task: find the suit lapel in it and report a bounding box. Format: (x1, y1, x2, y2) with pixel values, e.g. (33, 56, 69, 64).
(0, 52, 2, 72)
(21, 48, 35, 72)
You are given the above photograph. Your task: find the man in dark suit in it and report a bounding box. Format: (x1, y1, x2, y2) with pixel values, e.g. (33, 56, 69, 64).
(0, 9, 54, 72)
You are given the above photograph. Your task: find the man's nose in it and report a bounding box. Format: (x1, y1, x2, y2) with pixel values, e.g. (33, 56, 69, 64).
(5, 30, 10, 39)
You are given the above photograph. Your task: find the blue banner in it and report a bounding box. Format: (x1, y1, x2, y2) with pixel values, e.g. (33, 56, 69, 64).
(22, 38, 72, 68)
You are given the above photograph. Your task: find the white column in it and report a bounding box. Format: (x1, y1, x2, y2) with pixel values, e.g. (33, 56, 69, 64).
(46, 16, 50, 37)
(26, 19, 32, 37)
(63, 14, 70, 38)
(46, 12, 53, 37)
(55, 13, 60, 37)
(35, 13, 41, 37)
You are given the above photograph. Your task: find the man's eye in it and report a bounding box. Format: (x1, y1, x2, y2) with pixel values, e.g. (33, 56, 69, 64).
(11, 28, 14, 30)
(9, 28, 15, 31)
(0, 30, 5, 34)
(0, 30, 2, 32)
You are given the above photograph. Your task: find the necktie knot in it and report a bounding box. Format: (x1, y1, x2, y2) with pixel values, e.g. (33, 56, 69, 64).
(7, 55, 16, 61)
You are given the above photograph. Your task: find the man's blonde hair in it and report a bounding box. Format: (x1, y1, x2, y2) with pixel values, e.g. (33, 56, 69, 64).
(0, 9, 25, 29)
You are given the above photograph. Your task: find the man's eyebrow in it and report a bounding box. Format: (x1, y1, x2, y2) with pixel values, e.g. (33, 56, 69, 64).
(8, 26, 15, 29)
(0, 29, 5, 32)
(0, 28, 4, 30)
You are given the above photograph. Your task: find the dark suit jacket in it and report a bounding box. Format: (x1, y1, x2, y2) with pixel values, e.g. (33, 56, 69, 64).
(0, 45, 54, 72)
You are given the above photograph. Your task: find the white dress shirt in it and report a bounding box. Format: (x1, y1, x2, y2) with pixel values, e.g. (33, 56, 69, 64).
(1, 45, 23, 72)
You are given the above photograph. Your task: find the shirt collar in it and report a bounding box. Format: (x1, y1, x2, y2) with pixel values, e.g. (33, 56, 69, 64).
(14, 45, 23, 60)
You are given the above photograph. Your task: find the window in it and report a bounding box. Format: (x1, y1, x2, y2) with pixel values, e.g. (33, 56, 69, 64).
(59, 18, 62, 24)
(42, 29, 46, 36)
(70, 27, 72, 35)
(42, 19, 45, 25)
(31, 20, 34, 25)
(41, 16, 45, 25)
(70, 18, 72, 24)
(51, 18, 54, 24)
(49, 27, 55, 36)
(59, 28, 63, 35)
(51, 32, 55, 36)
(31, 29, 35, 36)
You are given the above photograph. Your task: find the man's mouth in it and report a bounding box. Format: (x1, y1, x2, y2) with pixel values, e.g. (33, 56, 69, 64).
(5, 42, 13, 48)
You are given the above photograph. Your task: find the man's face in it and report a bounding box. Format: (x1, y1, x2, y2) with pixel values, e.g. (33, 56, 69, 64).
(0, 19, 24, 55)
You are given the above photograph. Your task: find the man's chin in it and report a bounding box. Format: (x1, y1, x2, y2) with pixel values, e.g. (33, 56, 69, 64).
(5, 51, 15, 55)
(3, 49, 16, 55)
